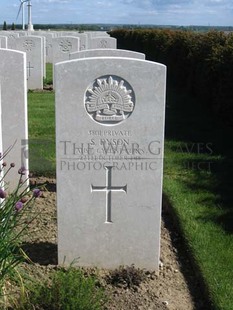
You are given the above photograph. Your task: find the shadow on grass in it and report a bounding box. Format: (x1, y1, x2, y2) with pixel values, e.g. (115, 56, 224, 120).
(22, 242, 58, 265)
(165, 86, 233, 234)
(162, 194, 213, 310)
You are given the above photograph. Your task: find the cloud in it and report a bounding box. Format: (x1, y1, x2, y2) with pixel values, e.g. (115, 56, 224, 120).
(0, 0, 232, 26)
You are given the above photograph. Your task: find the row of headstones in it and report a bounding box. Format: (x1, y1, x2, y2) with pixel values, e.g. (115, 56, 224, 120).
(0, 44, 166, 270)
(0, 30, 112, 53)
(0, 31, 116, 90)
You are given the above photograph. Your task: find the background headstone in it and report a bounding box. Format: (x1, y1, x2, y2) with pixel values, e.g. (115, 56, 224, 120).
(15, 36, 43, 90)
(0, 32, 19, 49)
(52, 36, 80, 65)
(0, 36, 7, 49)
(55, 57, 166, 269)
(62, 32, 88, 50)
(0, 49, 29, 190)
(89, 37, 117, 49)
(69, 49, 145, 60)
(29, 32, 55, 63)
(88, 32, 110, 37)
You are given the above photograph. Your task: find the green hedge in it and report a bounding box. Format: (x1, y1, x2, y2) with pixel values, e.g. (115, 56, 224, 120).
(109, 29, 233, 125)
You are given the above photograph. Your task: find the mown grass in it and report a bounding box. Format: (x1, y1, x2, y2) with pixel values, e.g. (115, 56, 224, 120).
(28, 63, 55, 176)
(43, 63, 53, 85)
(28, 90, 55, 176)
(27, 65, 233, 309)
(164, 88, 233, 309)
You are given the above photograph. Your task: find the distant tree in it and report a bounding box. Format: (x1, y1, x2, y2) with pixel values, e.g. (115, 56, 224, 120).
(3, 21, 7, 30)
(11, 23, 15, 30)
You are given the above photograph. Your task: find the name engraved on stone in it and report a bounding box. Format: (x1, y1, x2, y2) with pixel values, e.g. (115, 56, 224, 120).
(85, 76, 135, 126)
(23, 39, 35, 51)
(91, 166, 127, 223)
(59, 39, 72, 53)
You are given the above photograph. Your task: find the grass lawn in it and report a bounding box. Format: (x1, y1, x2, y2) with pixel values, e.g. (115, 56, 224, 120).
(28, 90, 55, 175)
(164, 88, 233, 310)
(27, 65, 233, 309)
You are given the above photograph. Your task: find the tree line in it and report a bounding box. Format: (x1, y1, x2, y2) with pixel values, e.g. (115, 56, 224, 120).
(110, 29, 233, 126)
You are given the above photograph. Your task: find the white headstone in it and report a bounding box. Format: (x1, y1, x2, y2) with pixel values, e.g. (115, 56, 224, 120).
(0, 32, 19, 49)
(0, 36, 7, 49)
(69, 49, 145, 60)
(52, 36, 80, 65)
(0, 49, 29, 190)
(62, 32, 88, 50)
(88, 32, 110, 37)
(15, 36, 43, 90)
(30, 32, 55, 63)
(55, 57, 166, 269)
(89, 37, 116, 49)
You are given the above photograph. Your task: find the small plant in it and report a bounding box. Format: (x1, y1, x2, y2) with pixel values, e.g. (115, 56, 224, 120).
(0, 147, 42, 302)
(20, 267, 107, 310)
(106, 265, 147, 289)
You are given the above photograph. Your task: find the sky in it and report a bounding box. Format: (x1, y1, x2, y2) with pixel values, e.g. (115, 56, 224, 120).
(0, 0, 232, 27)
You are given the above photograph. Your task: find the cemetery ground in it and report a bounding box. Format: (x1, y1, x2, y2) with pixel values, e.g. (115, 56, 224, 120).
(4, 64, 233, 309)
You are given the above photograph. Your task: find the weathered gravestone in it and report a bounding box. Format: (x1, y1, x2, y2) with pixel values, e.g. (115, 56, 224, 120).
(0, 49, 29, 190)
(55, 57, 166, 269)
(15, 36, 43, 90)
(69, 49, 145, 60)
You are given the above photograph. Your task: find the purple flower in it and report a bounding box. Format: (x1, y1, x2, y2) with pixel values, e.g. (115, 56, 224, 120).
(18, 167, 26, 175)
(15, 201, 23, 212)
(33, 189, 41, 198)
(0, 188, 6, 199)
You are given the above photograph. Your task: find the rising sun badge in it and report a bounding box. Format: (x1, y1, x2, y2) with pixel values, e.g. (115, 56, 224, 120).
(85, 75, 135, 125)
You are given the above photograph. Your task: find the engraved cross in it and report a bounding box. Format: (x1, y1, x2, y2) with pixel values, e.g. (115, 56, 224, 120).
(91, 166, 127, 223)
(27, 62, 34, 80)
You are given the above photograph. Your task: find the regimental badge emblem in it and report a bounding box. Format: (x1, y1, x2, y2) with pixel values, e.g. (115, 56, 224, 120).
(85, 75, 135, 125)
(59, 39, 72, 53)
(100, 39, 108, 48)
(23, 39, 35, 51)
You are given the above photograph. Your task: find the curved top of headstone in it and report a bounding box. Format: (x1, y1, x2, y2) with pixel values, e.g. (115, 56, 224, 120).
(69, 49, 145, 60)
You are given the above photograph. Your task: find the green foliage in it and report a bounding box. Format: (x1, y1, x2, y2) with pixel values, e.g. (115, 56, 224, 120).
(11, 23, 15, 30)
(163, 87, 233, 309)
(20, 267, 107, 310)
(110, 29, 233, 126)
(0, 157, 41, 300)
(28, 90, 55, 176)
